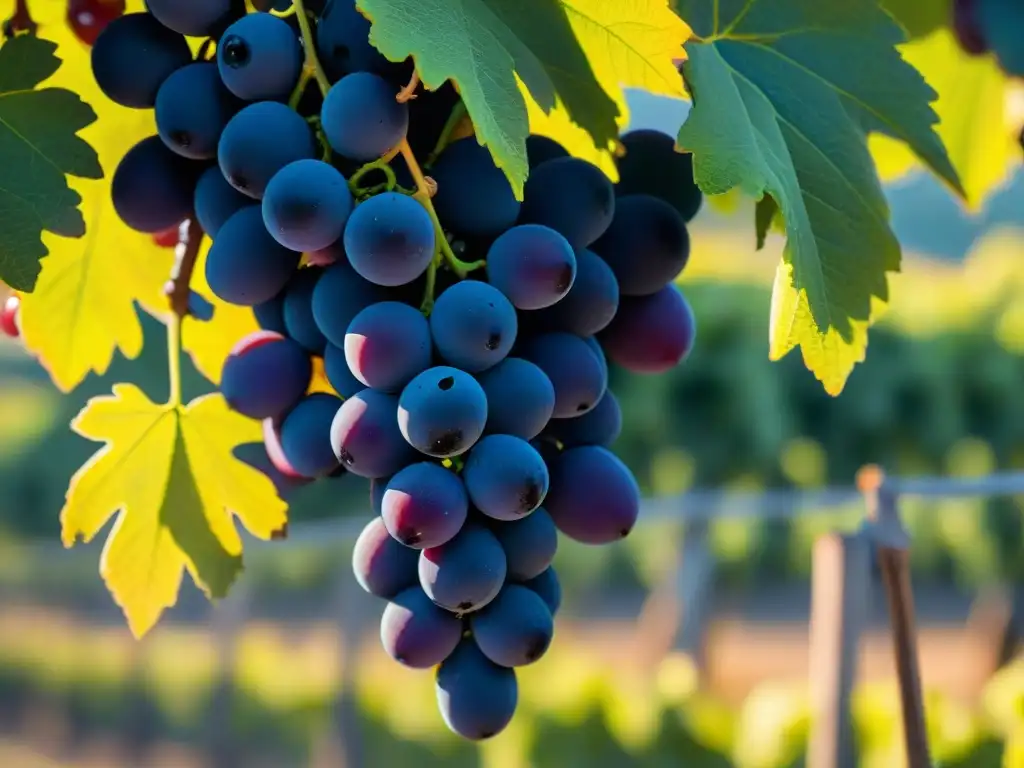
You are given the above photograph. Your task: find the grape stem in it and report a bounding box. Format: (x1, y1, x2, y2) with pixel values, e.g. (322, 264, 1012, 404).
(292, 0, 331, 96)
(3, 0, 36, 36)
(288, 67, 314, 110)
(163, 218, 204, 408)
(396, 72, 420, 103)
(398, 139, 485, 281)
(349, 157, 397, 195)
(427, 101, 468, 166)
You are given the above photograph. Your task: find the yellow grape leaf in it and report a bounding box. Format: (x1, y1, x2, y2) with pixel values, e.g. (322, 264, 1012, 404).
(871, 28, 1012, 209)
(524, 92, 621, 181)
(177, 239, 259, 385)
(17, 0, 173, 391)
(62, 384, 287, 637)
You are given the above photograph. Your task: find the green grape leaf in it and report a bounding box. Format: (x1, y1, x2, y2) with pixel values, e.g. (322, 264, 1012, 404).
(0, 33, 102, 291)
(356, 0, 692, 197)
(61, 385, 288, 638)
(871, 28, 1011, 210)
(880, 0, 949, 39)
(676, 0, 961, 395)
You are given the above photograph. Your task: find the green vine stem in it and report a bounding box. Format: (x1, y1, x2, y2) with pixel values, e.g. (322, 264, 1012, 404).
(163, 218, 204, 408)
(292, 0, 331, 96)
(349, 157, 398, 195)
(427, 101, 468, 166)
(398, 138, 485, 281)
(288, 67, 314, 110)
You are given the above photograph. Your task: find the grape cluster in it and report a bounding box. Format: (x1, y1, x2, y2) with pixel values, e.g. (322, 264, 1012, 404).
(92, 1, 699, 741)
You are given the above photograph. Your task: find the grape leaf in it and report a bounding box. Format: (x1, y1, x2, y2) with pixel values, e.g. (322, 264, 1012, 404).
(870, 28, 1011, 210)
(0, 33, 102, 291)
(357, 0, 692, 195)
(676, 0, 961, 395)
(880, 0, 949, 39)
(61, 385, 287, 637)
(16, 7, 174, 391)
(19, 107, 174, 392)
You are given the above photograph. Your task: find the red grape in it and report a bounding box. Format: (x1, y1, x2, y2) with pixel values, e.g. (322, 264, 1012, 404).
(67, 0, 127, 47)
(152, 223, 182, 248)
(1, 294, 20, 339)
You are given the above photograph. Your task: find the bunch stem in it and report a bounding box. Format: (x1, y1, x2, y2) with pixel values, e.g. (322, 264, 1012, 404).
(292, 0, 331, 96)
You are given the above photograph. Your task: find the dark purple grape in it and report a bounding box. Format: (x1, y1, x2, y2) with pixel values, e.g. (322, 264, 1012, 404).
(381, 586, 463, 668)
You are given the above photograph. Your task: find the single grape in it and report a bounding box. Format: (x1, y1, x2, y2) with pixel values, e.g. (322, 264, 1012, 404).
(463, 435, 549, 520)
(262, 416, 308, 480)
(436, 640, 518, 740)
(221, 330, 311, 419)
(344, 192, 435, 286)
(68, 0, 126, 46)
(470, 584, 554, 667)
(91, 13, 191, 108)
(519, 157, 615, 249)
(476, 358, 554, 441)
(241, 427, 312, 491)
(205, 206, 301, 306)
(369, 478, 390, 519)
(398, 367, 488, 458)
(112, 136, 202, 234)
(491, 508, 557, 582)
(486, 225, 577, 310)
(278, 393, 343, 477)
(316, 0, 402, 81)
(592, 194, 690, 296)
(583, 335, 608, 380)
(353, 516, 419, 599)
(144, 0, 237, 36)
(218, 101, 316, 199)
(1, 294, 19, 338)
(977, 0, 1024, 75)
(186, 292, 216, 322)
(429, 281, 518, 372)
(253, 291, 287, 334)
(600, 285, 696, 374)
(382, 462, 468, 548)
(194, 166, 250, 238)
(282, 267, 327, 353)
(330, 389, 415, 478)
(544, 390, 621, 448)
(345, 301, 432, 392)
(546, 446, 640, 544)
(521, 332, 607, 418)
(307, 239, 344, 267)
(528, 248, 619, 336)
(155, 63, 239, 160)
(953, 0, 988, 55)
(322, 343, 365, 398)
(526, 135, 569, 169)
(262, 159, 354, 252)
(616, 130, 703, 222)
(419, 523, 506, 613)
(520, 567, 561, 616)
(322, 73, 409, 161)
(430, 138, 521, 239)
(381, 587, 463, 669)
(217, 12, 302, 102)
(311, 260, 387, 347)
(152, 224, 181, 249)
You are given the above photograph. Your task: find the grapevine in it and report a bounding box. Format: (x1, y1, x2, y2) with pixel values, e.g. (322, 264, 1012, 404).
(0, 0, 987, 745)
